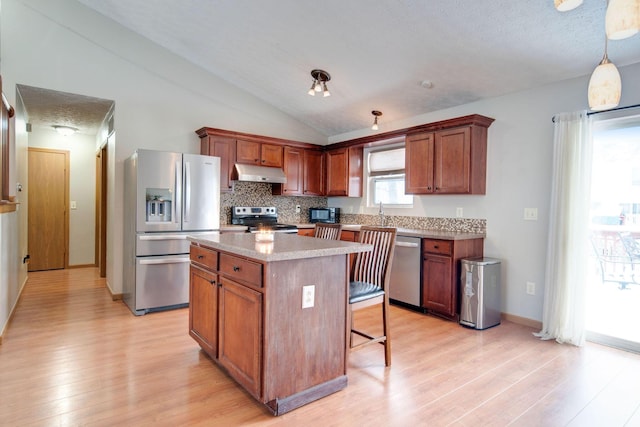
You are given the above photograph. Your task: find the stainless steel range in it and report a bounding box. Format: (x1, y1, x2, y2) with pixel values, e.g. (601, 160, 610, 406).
(231, 206, 298, 233)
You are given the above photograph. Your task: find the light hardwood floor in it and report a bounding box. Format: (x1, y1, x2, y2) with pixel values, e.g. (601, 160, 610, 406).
(2, 268, 640, 426)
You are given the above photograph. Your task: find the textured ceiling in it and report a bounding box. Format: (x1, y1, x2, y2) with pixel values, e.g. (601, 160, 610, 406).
(18, 85, 113, 136)
(23, 1, 640, 138)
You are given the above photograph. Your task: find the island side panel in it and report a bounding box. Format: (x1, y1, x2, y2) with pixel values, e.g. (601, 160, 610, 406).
(262, 254, 348, 403)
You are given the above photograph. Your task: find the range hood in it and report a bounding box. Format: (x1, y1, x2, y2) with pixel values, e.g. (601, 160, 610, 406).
(233, 163, 287, 184)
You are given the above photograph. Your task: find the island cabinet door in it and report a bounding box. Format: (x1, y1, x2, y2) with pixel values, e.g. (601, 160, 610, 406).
(218, 277, 263, 399)
(189, 265, 218, 358)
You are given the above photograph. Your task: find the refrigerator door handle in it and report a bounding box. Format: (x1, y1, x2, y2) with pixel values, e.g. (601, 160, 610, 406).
(174, 160, 181, 226)
(184, 161, 191, 223)
(138, 234, 188, 241)
(139, 257, 190, 265)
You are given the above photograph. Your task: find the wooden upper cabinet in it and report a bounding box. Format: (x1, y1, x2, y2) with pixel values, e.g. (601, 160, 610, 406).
(199, 135, 236, 192)
(236, 140, 283, 168)
(405, 132, 435, 194)
(273, 146, 303, 196)
(303, 149, 324, 196)
(406, 120, 489, 195)
(325, 146, 362, 197)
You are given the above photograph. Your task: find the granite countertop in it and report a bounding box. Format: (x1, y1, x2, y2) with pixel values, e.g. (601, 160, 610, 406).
(188, 232, 371, 262)
(220, 223, 485, 240)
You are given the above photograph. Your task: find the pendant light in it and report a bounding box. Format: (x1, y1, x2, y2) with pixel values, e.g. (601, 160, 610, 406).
(371, 110, 382, 130)
(605, 0, 640, 40)
(588, 35, 621, 111)
(554, 0, 583, 11)
(307, 69, 331, 97)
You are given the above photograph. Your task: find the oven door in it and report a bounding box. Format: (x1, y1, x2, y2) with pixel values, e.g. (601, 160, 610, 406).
(133, 254, 190, 315)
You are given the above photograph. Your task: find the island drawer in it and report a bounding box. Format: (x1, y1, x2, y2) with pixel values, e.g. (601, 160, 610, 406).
(422, 239, 453, 256)
(219, 253, 263, 288)
(190, 245, 218, 269)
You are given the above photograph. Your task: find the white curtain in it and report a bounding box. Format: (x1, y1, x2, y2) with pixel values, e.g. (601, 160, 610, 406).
(535, 111, 592, 346)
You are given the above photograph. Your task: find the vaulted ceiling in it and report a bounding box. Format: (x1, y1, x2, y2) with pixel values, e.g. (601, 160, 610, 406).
(23, 1, 640, 138)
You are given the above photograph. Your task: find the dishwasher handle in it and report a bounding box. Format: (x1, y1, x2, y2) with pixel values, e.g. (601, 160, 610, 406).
(395, 241, 420, 248)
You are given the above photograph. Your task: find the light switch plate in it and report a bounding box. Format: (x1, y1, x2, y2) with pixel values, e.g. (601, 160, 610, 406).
(302, 285, 315, 308)
(524, 208, 538, 221)
(70, 201, 77, 210)
(456, 207, 463, 218)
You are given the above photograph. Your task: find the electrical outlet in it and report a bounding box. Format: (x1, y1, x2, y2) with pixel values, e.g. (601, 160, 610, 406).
(70, 201, 77, 210)
(456, 207, 463, 218)
(302, 285, 315, 308)
(295, 204, 301, 214)
(524, 208, 538, 220)
(526, 281, 536, 295)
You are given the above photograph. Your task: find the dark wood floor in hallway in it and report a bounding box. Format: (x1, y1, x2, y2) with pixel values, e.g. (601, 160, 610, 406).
(1, 267, 640, 426)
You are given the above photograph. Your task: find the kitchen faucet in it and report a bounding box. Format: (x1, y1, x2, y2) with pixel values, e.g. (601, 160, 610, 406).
(378, 201, 385, 227)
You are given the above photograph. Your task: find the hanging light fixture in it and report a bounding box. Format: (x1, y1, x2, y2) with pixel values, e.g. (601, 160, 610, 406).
(52, 125, 78, 136)
(371, 110, 382, 130)
(554, 0, 583, 11)
(588, 35, 622, 111)
(605, 0, 640, 40)
(307, 69, 331, 97)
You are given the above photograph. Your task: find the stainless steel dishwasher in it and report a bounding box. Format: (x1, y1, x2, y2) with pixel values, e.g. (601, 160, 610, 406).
(389, 235, 422, 309)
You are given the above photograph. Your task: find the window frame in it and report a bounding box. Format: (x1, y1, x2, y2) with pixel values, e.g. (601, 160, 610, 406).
(365, 142, 413, 208)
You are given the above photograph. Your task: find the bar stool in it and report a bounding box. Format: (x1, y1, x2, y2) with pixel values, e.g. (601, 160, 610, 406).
(313, 223, 343, 240)
(349, 226, 396, 366)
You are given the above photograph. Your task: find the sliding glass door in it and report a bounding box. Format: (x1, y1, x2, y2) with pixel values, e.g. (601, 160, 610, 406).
(586, 112, 640, 353)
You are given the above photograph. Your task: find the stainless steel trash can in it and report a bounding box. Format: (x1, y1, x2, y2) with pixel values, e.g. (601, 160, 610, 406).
(460, 257, 501, 330)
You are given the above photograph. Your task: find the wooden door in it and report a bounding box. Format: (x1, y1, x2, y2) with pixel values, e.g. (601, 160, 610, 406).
(280, 146, 303, 195)
(28, 148, 69, 271)
(236, 139, 260, 165)
(260, 143, 283, 167)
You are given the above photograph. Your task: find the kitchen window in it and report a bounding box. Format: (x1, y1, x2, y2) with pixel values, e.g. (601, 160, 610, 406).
(367, 145, 413, 207)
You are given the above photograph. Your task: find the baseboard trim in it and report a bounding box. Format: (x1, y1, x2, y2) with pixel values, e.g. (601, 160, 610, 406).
(0, 274, 29, 345)
(67, 263, 98, 269)
(502, 313, 542, 330)
(106, 282, 123, 301)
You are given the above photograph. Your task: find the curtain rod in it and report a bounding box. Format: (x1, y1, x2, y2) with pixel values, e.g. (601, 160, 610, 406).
(586, 103, 640, 116)
(552, 103, 640, 122)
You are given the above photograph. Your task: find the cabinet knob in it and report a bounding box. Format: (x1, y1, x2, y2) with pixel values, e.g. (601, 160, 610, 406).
(427, 186, 432, 190)
(233, 266, 240, 272)
(197, 255, 204, 259)
(209, 279, 216, 285)
(433, 245, 439, 249)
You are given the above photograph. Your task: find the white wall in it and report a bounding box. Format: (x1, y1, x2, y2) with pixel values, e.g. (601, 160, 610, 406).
(1, 0, 327, 297)
(28, 128, 96, 266)
(329, 62, 640, 322)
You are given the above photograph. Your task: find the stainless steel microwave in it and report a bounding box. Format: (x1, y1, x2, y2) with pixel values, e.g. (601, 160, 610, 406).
(309, 207, 339, 223)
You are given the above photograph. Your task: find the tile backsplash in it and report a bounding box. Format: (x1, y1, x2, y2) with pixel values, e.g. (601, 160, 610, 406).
(220, 181, 327, 224)
(220, 181, 486, 233)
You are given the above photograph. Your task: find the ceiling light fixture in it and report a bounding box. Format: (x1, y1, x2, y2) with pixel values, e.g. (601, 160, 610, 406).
(605, 0, 640, 40)
(555, 0, 636, 111)
(53, 125, 78, 136)
(588, 35, 622, 111)
(554, 0, 583, 12)
(307, 69, 331, 97)
(371, 110, 382, 130)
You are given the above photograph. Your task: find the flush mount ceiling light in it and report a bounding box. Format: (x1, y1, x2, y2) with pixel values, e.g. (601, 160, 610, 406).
(53, 125, 78, 136)
(555, 0, 636, 111)
(371, 110, 382, 130)
(307, 69, 331, 97)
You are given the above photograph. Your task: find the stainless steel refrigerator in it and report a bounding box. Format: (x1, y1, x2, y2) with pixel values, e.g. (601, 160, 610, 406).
(123, 149, 220, 315)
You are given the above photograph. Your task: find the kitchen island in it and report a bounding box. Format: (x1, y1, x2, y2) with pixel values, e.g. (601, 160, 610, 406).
(187, 232, 372, 415)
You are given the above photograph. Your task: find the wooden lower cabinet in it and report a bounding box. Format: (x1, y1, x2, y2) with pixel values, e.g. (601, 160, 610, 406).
(189, 265, 218, 356)
(421, 238, 483, 319)
(218, 277, 262, 399)
(298, 228, 314, 236)
(189, 243, 349, 415)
